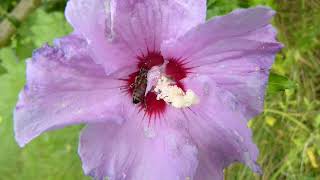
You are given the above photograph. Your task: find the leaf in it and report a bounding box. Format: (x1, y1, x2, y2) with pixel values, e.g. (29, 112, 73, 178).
(14, 8, 72, 60)
(0, 65, 7, 75)
(307, 147, 319, 169)
(42, 0, 68, 12)
(0, 59, 8, 75)
(265, 116, 277, 127)
(29, 9, 72, 47)
(0, 47, 25, 115)
(0, 0, 18, 13)
(315, 114, 320, 128)
(0, 46, 89, 180)
(0, 59, 8, 76)
(267, 73, 296, 95)
(206, 0, 239, 18)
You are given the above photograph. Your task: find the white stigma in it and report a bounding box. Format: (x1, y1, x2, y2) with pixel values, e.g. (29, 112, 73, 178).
(154, 76, 199, 108)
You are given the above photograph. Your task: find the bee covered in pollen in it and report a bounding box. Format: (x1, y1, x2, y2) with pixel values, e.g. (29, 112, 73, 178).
(132, 67, 148, 104)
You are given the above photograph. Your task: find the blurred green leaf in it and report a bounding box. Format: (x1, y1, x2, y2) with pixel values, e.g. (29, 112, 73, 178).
(238, 0, 250, 8)
(0, 0, 319, 179)
(315, 114, 320, 128)
(267, 73, 296, 95)
(0, 18, 87, 180)
(206, 0, 239, 18)
(29, 9, 72, 46)
(248, 0, 273, 6)
(0, 0, 19, 13)
(14, 8, 72, 60)
(274, 1, 320, 52)
(42, 0, 68, 12)
(0, 59, 7, 76)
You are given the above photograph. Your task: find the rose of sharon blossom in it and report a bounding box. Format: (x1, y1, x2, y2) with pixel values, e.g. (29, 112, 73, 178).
(14, 0, 282, 179)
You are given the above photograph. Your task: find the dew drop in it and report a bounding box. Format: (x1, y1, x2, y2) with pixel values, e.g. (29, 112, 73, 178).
(233, 130, 244, 142)
(203, 82, 210, 96)
(122, 173, 127, 178)
(144, 127, 156, 139)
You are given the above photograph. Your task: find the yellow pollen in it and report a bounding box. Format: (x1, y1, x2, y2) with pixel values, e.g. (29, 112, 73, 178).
(154, 76, 199, 108)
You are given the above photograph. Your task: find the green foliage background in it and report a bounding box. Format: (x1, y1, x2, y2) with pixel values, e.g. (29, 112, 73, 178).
(0, 0, 319, 179)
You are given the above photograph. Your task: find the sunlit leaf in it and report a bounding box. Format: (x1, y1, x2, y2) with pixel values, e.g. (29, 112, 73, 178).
(307, 148, 319, 168)
(265, 116, 277, 127)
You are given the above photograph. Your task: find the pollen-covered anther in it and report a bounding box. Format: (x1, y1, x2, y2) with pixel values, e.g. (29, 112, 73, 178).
(154, 76, 199, 108)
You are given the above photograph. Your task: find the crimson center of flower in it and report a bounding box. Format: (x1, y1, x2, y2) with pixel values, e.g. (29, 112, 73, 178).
(123, 51, 191, 118)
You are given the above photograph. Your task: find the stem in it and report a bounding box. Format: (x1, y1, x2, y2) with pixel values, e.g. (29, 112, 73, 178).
(264, 109, 310, 132)
(0, 0, 41, 47)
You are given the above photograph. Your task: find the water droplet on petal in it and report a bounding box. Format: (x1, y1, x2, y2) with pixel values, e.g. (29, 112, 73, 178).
(233, 130, 244, 142)
(122, 173, 127, 178)
(144, 127, 156, 139)
(203, 82, 210, 96)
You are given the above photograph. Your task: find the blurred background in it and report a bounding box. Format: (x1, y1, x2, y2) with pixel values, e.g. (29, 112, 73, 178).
(0, 0, 319, 179)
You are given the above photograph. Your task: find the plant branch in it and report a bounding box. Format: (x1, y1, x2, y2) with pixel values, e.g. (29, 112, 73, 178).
(0, 0, 41, 48)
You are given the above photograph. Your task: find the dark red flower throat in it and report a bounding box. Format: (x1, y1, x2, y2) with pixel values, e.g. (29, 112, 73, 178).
(123, 51, 190, 118)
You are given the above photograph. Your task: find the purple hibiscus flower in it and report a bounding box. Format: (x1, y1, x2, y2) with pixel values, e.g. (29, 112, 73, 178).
(14, 0, 282, 179)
